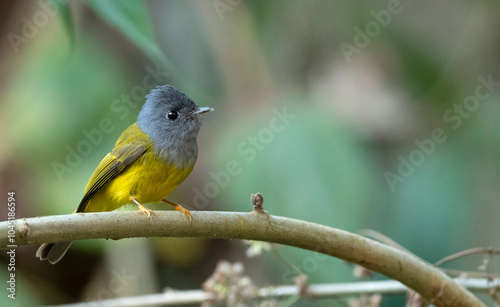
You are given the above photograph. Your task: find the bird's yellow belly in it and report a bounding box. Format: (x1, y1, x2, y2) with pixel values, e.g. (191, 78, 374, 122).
(84, 153, 195, 212)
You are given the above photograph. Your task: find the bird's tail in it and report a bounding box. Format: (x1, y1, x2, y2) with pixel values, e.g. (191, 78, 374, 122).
(36, 242, 73, 264)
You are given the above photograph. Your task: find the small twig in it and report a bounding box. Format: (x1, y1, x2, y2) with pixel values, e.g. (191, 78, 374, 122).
(434, 247, 500, 267)
(251, 192, 265, 213)
(48, 278, 500, 307)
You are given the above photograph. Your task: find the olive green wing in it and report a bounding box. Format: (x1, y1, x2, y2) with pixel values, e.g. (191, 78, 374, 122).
(76, 143, 146, 213)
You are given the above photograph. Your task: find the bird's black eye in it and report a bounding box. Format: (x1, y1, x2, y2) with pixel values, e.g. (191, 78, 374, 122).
(167, 111, 178, 120)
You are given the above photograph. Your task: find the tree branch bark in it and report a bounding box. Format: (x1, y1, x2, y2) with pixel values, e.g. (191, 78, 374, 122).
(1, 211, 485, 306)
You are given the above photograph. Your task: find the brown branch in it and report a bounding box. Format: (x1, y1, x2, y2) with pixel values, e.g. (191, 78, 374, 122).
(0, 210, 485, 306)
(434, 247, 500, 267)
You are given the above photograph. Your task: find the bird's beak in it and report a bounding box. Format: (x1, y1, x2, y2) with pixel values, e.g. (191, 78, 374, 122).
(187, 106, 214, 120)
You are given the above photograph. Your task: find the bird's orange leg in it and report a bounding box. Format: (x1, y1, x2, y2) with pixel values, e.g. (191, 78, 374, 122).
(161, 199, 192, 222)
(131, 198, 156, 219)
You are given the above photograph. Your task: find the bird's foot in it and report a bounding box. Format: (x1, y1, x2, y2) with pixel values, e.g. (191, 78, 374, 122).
(162, 199, 192, 222)
(132, 198, 156, 220)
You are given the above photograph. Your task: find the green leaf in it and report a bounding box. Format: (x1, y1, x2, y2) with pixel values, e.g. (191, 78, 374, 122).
(85, 0, 182, 77)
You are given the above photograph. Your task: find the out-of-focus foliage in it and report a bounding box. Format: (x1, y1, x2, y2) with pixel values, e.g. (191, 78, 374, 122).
(1, 1, 499, 306)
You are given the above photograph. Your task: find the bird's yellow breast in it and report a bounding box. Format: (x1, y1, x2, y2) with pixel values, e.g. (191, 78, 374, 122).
(83, 150, 195, 212)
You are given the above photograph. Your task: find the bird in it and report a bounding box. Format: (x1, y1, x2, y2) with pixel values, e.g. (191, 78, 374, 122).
(37, 85, 213, 264)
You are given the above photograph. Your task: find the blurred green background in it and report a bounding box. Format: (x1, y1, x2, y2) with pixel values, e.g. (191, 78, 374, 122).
(0, 0, 499, 306)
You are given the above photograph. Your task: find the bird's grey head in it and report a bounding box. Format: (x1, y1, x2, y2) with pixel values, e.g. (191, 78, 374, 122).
(137, 85, 212, 166)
